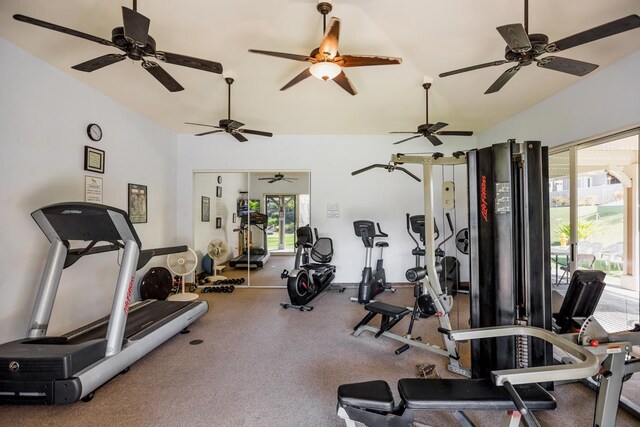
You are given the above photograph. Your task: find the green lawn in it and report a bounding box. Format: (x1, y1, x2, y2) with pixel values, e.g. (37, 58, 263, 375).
(267, 233, 295, 251)
(550, 206, 623, 247)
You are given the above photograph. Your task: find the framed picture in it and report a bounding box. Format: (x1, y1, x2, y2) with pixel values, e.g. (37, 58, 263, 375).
(84, 146, 105, 174)
(232, 213, 237, 224)
(216, 186, 222, 198)
(216, 217, 222, 229)
(128, 183, 147, 224)
(201, 196, 210, 222)
(84, 176, 103, 203)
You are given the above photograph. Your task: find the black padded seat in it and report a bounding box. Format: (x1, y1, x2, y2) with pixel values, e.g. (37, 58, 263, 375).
(398, 379, 557, 411)
(365, 302, 411, 317)
(338, 380, 395, 412)
(376, 241, 389, 248)
(302, 262, 332, 270)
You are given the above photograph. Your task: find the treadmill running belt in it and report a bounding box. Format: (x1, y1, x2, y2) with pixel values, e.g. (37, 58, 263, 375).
(66, 301, 193, 344)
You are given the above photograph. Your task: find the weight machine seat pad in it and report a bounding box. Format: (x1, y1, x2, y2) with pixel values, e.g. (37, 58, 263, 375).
(365, 302, 411, 318)
(301, 262, 333, 271)
(398, 379, 557, 411)
(376, 242, 389, 248)
(338, 380, 395, 412)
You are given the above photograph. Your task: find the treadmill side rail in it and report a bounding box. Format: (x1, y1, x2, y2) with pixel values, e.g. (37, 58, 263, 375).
(105, 239, 139, 357)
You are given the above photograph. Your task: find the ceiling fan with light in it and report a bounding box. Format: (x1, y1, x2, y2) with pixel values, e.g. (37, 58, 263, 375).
(439, 0, 640, 94)
(185, 78, 273, 142)
(248, 1, 402, 95)
(13, 0, 223, 92)
(390, 82, 473, 146)
(258, 173, 299, 184)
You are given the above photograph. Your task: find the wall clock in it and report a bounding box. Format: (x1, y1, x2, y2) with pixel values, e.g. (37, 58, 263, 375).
(87, 123, 102, 141)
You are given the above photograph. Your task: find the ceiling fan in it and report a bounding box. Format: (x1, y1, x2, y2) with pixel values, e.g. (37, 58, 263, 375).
(186, 78, 273, 142)
(390, 83, 473, 146)
(248, 1, 401, 95)
(258, 173, 299, 184)
(13, 0, 223, 92)
(438, 0, 640, 94)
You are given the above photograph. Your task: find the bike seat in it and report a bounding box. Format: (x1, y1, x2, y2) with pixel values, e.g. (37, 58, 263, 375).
(376, 242, 389, 248)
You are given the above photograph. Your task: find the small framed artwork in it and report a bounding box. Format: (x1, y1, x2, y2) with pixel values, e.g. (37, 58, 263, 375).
(84, 176, 103, 204)
(216, 186, 222, 198)
(84, 146, 105, 174)
(128, 183, 147, 224)
(201, 196, 210, 222)
(216, 217, 222, 229)
(217, 175, 222, 184)
(232, 213, 237, 224)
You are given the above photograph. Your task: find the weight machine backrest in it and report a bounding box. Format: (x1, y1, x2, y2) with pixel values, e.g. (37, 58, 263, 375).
(554, 269, 606, 333)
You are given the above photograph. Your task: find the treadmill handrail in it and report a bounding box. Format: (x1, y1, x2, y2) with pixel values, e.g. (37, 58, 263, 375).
(446, 325, 601, 385)
(63, 244, 188, 271)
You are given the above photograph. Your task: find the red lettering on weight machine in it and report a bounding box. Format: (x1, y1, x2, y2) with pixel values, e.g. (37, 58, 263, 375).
(480, 176, 489, 222)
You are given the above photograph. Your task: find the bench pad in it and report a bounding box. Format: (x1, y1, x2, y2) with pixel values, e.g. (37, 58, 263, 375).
(398, 379, 557, 411)
(364, 302, 411, 318)
(338, 380, 395, 412)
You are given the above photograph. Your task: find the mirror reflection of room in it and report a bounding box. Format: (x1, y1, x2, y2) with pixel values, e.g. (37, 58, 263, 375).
(248, 172, 311, 286)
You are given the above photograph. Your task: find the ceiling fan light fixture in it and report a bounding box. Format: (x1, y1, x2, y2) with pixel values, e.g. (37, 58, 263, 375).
(309, 61, 341, 81)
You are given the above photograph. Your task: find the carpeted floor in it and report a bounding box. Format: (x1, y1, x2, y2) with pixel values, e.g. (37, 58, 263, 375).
(1, 287, 639, 427)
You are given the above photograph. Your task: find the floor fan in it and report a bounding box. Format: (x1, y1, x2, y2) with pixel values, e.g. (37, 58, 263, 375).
(167, 248, 199, 301)
(207, 239, 230, 282)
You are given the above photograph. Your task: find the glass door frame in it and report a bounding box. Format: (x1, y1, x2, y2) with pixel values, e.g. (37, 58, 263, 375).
(550, 127, 640, 281)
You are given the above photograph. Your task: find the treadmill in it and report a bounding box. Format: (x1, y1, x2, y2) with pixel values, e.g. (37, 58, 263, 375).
(229, 212, 271, 269)
(0, 202, 208, 404)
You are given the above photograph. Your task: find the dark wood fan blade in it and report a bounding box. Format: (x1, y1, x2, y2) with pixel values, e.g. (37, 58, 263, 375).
(319, 17, 340, 59)
(155, 51, 223, 74)
(551, 15, 640, 52)
(72, 54, 126, 72)
(537, 56, 598, 76)
(248, 49, 312, 62)
(439, 60, 510, 77)
(427, 122, 448, 133)
(185, 122, 220, 128)
(485, 65, 520, 94)
(333, 71, 357, 96)
(437, 131, 474, 136)
(195, 130, 224, 136)
(239, 129, 273, 137)
(13, 14, 115, 47)
(496, 23, 532, 52)
(393, 135, 423, 145)
(335, 55, 402, 67)
(281, 68, 312, 91)
(390, 132, 421, 134)
(231, 132, 248, 143)
(268, 179, 277, 183)
(122, 7, 149, 46)
(425, 134, 444, 146)
(142, 61, 184, 92)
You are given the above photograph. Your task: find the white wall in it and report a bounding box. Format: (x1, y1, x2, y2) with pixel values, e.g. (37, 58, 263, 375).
(478, 50, 640, 148)
(0, 38, 178, 343)
(176, 135, 475, 283)
(193, 172, 248, 269)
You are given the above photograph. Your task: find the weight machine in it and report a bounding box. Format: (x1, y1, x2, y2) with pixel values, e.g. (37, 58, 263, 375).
(351, 151, 469, 377)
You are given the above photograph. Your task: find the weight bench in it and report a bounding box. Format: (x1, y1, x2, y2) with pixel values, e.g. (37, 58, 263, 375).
(337, 378, 557, 427)
(354, 302, 412, 338)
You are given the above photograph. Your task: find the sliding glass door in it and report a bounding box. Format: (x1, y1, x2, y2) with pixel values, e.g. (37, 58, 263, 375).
(549, 131, 639, 331)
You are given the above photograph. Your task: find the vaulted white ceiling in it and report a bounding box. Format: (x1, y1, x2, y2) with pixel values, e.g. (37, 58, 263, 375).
(1, 0, 639, 137)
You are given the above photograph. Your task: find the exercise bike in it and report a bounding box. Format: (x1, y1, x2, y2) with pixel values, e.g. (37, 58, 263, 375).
(352, 220, 393, 304)
(280, 226, 341, 311)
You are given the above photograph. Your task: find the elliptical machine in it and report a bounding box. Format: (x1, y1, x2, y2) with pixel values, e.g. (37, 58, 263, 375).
(352, 220, 393, 304)
(280, 226, 341, 311)
(435, 213, 461, 296)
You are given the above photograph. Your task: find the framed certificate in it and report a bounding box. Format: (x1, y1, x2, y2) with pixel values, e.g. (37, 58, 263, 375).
(84, 146, 105, 174)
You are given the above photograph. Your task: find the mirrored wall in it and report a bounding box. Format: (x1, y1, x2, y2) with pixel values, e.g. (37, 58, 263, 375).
(193, 171, 311, 287)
